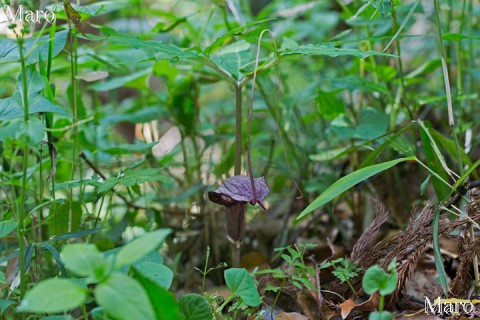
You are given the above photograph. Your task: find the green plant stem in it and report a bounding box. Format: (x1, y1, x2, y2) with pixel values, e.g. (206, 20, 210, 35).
(234, 84, 242, 176)
(17, 36, 29, 300)
(378, 294, 384, 312)
(81, 303, 88, 320)
(232, 245, 240, 268)
(68, 27, 79, 233)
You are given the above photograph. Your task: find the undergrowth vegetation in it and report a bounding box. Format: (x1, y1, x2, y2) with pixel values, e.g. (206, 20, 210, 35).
(1, 0, 480, 319)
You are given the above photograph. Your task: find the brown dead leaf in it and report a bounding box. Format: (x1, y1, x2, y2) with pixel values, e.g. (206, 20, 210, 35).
(297, 289, 322, 320)
(63, 0, 86, 36)
(336, 293, 379, 319)
(339, 299, 356, 319)
(275, 312, 309, 320)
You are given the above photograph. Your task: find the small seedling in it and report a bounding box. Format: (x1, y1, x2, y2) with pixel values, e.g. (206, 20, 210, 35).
(320, 257, 361, 295)
(362, 259, 398, 320)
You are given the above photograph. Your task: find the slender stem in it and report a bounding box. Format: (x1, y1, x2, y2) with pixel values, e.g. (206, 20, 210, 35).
(234, 84, 242, 176)
(378, 294, 385, 312)
(232, 246, 240, 268)
(17, 36, 29, 300)
(68, 27, 78, 233)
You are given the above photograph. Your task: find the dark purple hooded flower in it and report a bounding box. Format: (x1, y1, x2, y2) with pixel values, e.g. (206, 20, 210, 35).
(208, 175, 269, 209)
(208, 175, 269, 248)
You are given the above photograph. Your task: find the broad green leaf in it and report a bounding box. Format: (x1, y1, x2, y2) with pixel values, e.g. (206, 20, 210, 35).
(332, 75, 389, 94)
(209, 40, 252, 80)
(50, 0, 130, 18)
(17, 279, 86, 313)
(132, 267, 182, 320)
(0, 30, 68, 64)
(41, 316, 73, 320)
(279, 44, 396, 59)
(331, 108, 388, 141)
(102, 142, 157, 155)
(205, 18, 276, 54)
(88, 68, 151, 92)
(101, 105, 166, 125)
(95, 272, 155, 320)
(0, 220, 17, 238)
(97, 168, 171, 193)
(362, 265, 397, 295)
(179, 294, 213, 320)
(317, 90, 344, 120)
(134, 262, 173, 289)
(61, 244, 109, 282)
(48, 202, 82, 235)
(369, 311, 395, 320)
(0, 96, 70, 122)
(297, 157, 414, 219)
(115, 229, 172, 269)
(105, 35, 202, 61)
(224, 268, 261, 307)
(0, 299, 15, 315)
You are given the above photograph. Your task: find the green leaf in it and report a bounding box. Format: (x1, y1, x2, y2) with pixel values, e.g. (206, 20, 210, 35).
(47, 202, 82, 235)
(331, 108, 389, 140)
(115, 229, 172, 269)
(369, 311, 394, 320)
(279, 44, 396, 59)
(102, 142, 158, 155)
(0, 299, 15, 315)
(205, 18, 275, 54)
(297, 157, 414, 219)
(18, 279, 86, 313)
(95, 272, 155, 320)
(49, 228, 102, 241)
(433, 209, 449, 296)
(61, 244, 109, 282)
(105, 36, 202, 61)
(317, 90, 344, 120)
(418, 121, 451, 201)
(442, 33, 480, 41)
(332, 75, 389, 94)
(224, 268, 261, 307)
(209, 40, 253, 80)
(0, 30, 68, 64)
(134, 262, 173, 289)
(0, 95, 70, 122)
(132, 267, 183, 320)
(88, 68, 151, 92)
(362, 264, 397, 296)
(179, 294, 213, 320)
(97, 168, 171, 193)
(0, 220, 17, 238)
(39, 243, 68, 277)
(51, 0, 130, 17)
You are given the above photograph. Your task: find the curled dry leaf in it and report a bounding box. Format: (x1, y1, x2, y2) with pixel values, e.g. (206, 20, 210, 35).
(339, 299, 356, 319)
(337, 293, 379, 319)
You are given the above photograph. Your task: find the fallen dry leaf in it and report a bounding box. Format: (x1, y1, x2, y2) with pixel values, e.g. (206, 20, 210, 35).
(339, 299, 356, 319)
(275, 312, 309, 320)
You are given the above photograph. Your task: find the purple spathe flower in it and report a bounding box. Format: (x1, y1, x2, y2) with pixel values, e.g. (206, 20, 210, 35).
(208, 175, 269, 210)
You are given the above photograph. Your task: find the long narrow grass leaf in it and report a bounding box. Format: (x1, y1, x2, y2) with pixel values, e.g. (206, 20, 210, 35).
(297, 157, 414, 219)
